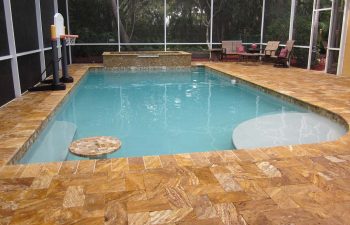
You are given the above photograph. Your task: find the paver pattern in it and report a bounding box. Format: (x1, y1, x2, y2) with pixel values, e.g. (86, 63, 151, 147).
(1, 62, 350, 224)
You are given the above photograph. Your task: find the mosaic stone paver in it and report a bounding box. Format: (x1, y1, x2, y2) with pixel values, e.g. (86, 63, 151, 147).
(0, 62, 350, 224)
(69, 136, 121, 157)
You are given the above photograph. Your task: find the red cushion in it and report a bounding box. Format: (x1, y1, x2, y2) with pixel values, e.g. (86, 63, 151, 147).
(279, 48, 288, 58)
(236, 45, 245, 53)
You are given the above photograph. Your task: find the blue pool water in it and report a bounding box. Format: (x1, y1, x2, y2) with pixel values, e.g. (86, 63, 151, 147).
(21, 67, 309, 163)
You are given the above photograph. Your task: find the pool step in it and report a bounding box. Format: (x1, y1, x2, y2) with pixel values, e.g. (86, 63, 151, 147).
(20, 121, 77, 163)
(232, 112, 346, 149)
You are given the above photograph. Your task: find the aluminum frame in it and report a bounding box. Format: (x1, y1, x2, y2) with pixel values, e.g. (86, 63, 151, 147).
(3, 0, 21, 97)
(325, 0, 335, 73)
(338, 0, 350, 75)
(210, 0, 214, 49)
(260, 0, 266, 53)
(289, 0, 296, 40)
(307, 0, 347, 75)
(35, 0, 46, 80)
(66, 0, 72, 63)
(116, 0, 121, 52)
(164, 0, 167, 51)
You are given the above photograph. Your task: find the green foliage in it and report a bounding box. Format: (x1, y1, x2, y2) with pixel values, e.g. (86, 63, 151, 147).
(69, 0, 323, 68)
(69, 0, 117, 43)
(166, 0, 209, 43)
(119, 0, 164, 43)
(213, 0, 262, 42)
(263, 0, 291, 42)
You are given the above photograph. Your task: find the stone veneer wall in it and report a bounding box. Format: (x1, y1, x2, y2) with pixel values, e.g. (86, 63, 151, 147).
(103, 51, 192, 68)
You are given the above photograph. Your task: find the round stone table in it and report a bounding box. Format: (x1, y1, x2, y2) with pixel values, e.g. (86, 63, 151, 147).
(69, 136, 121, 158)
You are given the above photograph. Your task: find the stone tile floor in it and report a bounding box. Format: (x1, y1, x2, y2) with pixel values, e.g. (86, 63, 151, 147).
(1, 62, 350, 224)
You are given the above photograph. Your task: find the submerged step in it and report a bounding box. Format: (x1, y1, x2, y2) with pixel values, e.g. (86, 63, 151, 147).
(20, 121, 77, 163)
(232, 112, 346, 149)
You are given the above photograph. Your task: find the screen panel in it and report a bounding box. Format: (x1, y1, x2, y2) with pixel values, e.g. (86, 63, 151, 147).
(291, 47, 309, 68)
(327, 50, 339, 74)
(41, 0, 55, 48)
(120, 45, 164, 51)
(329, 0, 345, 49)
(71, 45, 119, 63)
(213, 0, 263, 43)
(58, 0, 68, 28)
(167, 45, 209, 60)
(317, 0, 332, 9)
(0, 60, 15, 106)
(69, 0, 118, 43)
(294, 0, 313, 46)
(120, 0, 164, 43)
(44, 50, 53, 77)
(167, 0, 208, 43)
(11, 0, 39, 53)
(18, 53, 42, 93)
(263, 0, 291, 44)
(0, 0, 9, 56)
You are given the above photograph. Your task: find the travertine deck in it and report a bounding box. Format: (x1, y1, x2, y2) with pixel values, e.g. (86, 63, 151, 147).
(1, 62, 350, 224)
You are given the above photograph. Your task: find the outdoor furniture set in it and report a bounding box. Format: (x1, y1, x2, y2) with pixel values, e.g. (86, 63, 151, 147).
(210, 40, 295, 67)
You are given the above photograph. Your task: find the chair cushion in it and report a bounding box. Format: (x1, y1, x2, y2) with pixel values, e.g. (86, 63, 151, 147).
(279, 48, 288, 58)
(236, 45, 245, 53)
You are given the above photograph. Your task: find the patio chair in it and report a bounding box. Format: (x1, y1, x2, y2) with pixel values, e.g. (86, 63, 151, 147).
(261, 41, 280, 61)
(274, 40, 295, 68)
(221, 40, 243, 60)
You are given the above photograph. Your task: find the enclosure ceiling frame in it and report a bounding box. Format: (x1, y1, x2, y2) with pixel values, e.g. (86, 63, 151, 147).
(62, 0, 317, 66)
(0, 55, 13, 61)
(0, 0, 64, 103)
(1, 0, 350, 104)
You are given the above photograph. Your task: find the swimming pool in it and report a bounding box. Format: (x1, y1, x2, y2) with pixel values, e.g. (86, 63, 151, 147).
(20, 67, 346, 163)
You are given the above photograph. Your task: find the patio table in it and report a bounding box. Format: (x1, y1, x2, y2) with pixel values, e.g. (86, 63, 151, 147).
(209, 48, 223, 61)
(239, 52, 262, 62)
(248, 48, 261, 53)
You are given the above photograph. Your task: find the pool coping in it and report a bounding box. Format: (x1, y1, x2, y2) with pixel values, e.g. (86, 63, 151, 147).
(0, 63, 349, 167)
(205, 66, 349, 130)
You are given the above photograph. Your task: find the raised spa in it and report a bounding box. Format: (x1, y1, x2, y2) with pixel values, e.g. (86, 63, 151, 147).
(20, 67, 346, 163)
(103, 51, 191, 68)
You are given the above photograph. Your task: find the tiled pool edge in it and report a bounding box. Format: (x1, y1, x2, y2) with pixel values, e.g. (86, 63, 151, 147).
(205, 66, 349, 131)
(1, 65, 99, 166)
(1, 63, 350, 166)
(2, 63, 350, 224)
(3, 65, 197, 165)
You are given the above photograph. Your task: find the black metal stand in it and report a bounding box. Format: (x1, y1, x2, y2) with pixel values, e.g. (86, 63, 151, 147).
(60, 39, 74, 83)
(29, 39, 66, 92)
